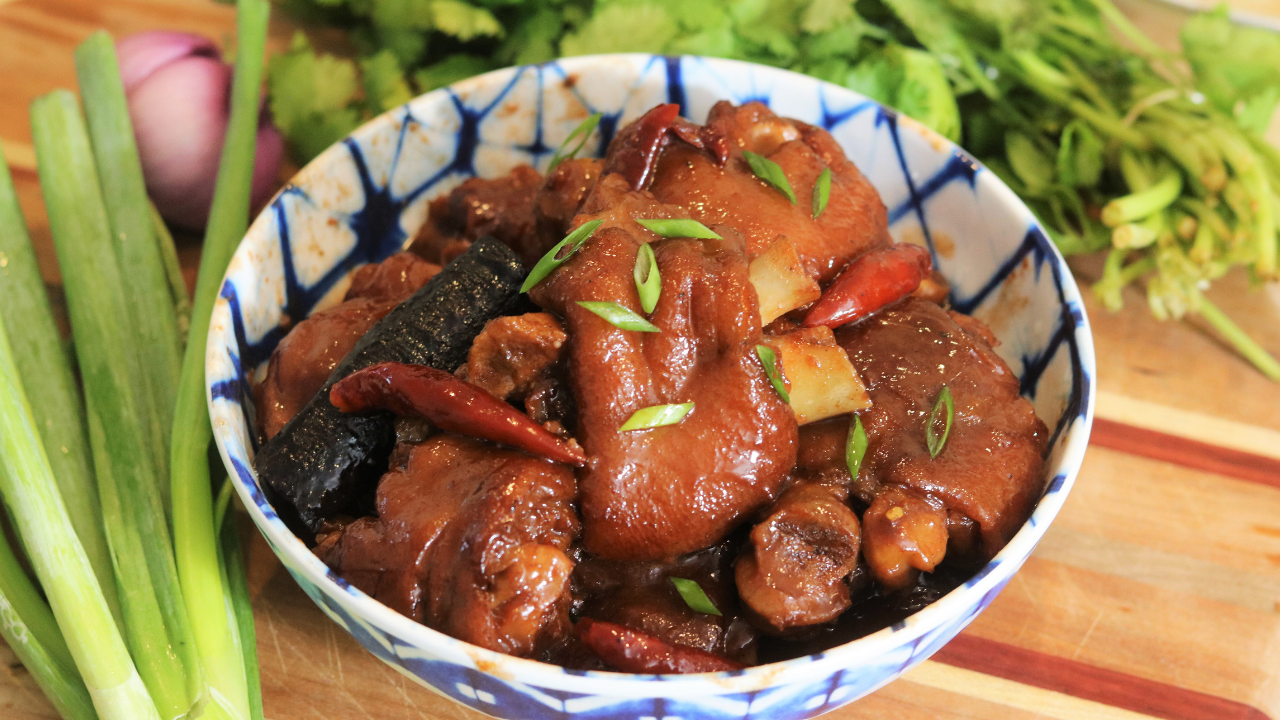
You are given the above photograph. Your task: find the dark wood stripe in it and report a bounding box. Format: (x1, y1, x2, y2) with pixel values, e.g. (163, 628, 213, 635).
(1090, 418, 1280, 491)
(6, 162, 37, 180)
(933, 634, 1269, 720)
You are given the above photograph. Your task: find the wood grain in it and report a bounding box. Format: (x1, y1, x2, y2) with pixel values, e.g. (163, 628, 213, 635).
(3, 1, 1280, 719)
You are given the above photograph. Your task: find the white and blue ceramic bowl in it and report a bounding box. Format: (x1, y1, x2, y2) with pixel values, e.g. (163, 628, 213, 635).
(207, 54, 1095, 719)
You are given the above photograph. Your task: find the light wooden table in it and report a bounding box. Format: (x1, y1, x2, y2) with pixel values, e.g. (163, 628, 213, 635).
(3, 1, 1280, 719)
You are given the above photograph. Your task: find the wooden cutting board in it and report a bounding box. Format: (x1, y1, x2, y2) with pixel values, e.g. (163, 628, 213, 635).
(3, 1, 1280, 719)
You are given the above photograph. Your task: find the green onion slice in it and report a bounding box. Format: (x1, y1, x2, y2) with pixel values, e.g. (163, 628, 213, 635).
(926, 386, 954, 459)
(755, 344, 789, 404)
(846, 414, 868, 479)
(548, 112, 603, 173)
(812, 167, 832, 219)
(576, 300, 659, 332)
(634, 243, 661, 314)
(743, 150, 797, 204)
(635, 218, 721, 239)
(619, 402, 694, 431)
(521, 219, 603, 293)
(669, 577, 722, 616)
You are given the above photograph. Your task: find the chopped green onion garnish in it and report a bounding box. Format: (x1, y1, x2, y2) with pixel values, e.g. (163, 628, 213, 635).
(925, 386, 954, 459)
(812, 167, 831, 219)
(522, 219, 604, 293)
(633, 243, 661, 314)
(669, 577, 722, 616)
(576, 300, 659, 332)
(635, 218, 721, 239)
(548, 112, 603, 173)
(743, 150, 797, 204)
(619, 402, 694, 431)
(755, 344, 789, 404)
(846, 414, 867, 478)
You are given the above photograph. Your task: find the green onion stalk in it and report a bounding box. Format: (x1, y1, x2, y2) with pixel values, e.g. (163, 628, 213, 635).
(0, 313, 159, 720)
(170, 0, 271, 718)
(31, 89, 196, 720)
(0, 516, 96, 720)
(0, 151, 120, 627)
(75, 31, 183, 513)
(151, 200, 193, 343)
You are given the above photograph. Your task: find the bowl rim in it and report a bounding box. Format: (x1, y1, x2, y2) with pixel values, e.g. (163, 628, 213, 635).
(209, 52, 1097, 692)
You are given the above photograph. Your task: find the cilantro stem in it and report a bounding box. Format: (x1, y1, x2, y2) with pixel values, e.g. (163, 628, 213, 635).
(1197, 297, 1280, 382)
(1102, 168, 1182, 227)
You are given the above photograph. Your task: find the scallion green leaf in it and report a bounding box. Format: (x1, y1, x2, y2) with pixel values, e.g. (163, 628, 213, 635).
(548, 112, 602, 173)
(925, 386, 954, 459)
(635, 218, 721, 239)
(846, 414, 868, 478)
(522, 219, 603, 293)
(619, 402, 694, 431)
(755, 344, 789, 403)
(812, 167, 832, 219)
(669, 577, 722, 616)
(633, 243, 661, 314)
(743, 150, 797, 204)
(576, 300, 659, 332)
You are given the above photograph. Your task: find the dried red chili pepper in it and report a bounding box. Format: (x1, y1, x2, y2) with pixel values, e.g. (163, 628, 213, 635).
(574, 618, 744, 674)
(802, 244, 934, 328)
(330, 362, 586, 466)
(603, 103, 680, 190)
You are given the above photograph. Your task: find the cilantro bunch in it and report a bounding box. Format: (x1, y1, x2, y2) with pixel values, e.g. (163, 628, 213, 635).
(267, 0, 1280, 379)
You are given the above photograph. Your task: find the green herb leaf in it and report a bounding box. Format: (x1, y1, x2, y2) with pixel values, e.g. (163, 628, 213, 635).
(846, 414, 868, 478)
(521, 219, 603, 293)
(755, 345, 789, 403)
(669, 577, 722, 616)
(634, 243, 661, 314)
(812, 167, 832, 219)
(636, 218, 722, 239)
(548, 112, 603, 173)
(576, 301, 660, 332)
(742, 150, 797, 204)
(619, 402, 694, 431)
(925, 386, 954, 459)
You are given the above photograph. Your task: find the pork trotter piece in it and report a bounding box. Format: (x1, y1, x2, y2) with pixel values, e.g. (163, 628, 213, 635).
(861, 486, 949, 591)
(648, 101, 891, 282)
(530, 219, 797, 560)
(736, 482, 861, 634)
(316, 435, 579, 657)
(837, 298, 1048, 558)
(464, 313, 567, 402)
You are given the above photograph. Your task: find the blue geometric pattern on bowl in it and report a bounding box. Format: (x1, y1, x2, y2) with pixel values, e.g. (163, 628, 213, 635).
(207, 54, 1096, 719)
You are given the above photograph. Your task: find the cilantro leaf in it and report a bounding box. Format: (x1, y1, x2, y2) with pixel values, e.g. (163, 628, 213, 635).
(267, 32, 362, 161)
(361, 50, 414, 114)
(413, 54, 494, 93)
(1182, 5, 1280, 134)
(560, 4, 680, 56)
(430, 0, 504, 41)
